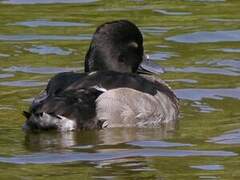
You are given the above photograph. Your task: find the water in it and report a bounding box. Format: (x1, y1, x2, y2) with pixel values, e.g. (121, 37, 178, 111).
(0, 0, 239, 179)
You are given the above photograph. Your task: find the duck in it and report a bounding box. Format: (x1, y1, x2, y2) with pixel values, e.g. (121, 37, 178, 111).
(23, 20, 179, 132)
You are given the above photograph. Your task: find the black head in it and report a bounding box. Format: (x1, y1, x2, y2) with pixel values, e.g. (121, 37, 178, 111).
(85, 20, 144, 73)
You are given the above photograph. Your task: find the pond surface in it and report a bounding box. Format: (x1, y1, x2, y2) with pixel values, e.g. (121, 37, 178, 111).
(0, 0, 239, 179)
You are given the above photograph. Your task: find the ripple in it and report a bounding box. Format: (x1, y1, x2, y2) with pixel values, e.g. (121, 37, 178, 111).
(207, 129, 240, 144)
(141, 27, 170, 35)
(192, 101, 219, 113)
(25, 45, 72, 55)
(208, 59, 240, 69)
(0, 149, 236, 164)
(127, 140, 193, 148)
(165, 66, 240, 76)
(0, 53, 10, 57)
(208, 18, 240, 23)
(190, 165, 224, 170)
(186, 0, 225, 2)
(166, 79, 198, 84)
(1, 0, 98, 4)
(0, 73, 14, 79)
(0, 34, 91, 41)
(11, 19, 91, 27)
(3, 66, 79, 74)
(175, 88, 240, 101)
(0, 80, 46, 87)
(154, 9, 191, 16)
(0, 104, 15, 110)
(166, 30, 240, 43)
(149, 52, 177, 61)
(211, 48, 240, 53)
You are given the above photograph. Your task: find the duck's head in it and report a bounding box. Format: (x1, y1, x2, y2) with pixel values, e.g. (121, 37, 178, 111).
(85, 20, 147, 73)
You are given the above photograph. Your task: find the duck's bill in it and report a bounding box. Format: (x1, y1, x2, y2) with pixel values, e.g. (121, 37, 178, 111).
(138, 54, 165, 75)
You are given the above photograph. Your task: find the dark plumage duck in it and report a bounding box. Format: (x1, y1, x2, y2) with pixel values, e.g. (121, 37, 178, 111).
(23, 20, 179, 132)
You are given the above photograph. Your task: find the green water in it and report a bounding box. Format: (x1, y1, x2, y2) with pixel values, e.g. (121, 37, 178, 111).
(0, 0, 240, 179)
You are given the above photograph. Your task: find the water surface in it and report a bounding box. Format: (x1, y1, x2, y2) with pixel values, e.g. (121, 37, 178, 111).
(0, 0, 239, 179)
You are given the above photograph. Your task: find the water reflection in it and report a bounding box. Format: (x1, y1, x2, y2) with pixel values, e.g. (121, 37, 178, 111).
(0, 53, 10, 57)
(1, 0, 98, 4)
(24, 126, 178, 151)
(190, 165, 224, 170)
(0, 80, 46, 87)
(0, 73, 14, 79)
(207, 129, 240, 144)
(11, 19, 91, 27)
(0, 34, 91, 41)
(127, 140, 193, 148)
(24, 131, 99, 151)
(154, 9, 191, 16)
(186, 0, 225, 2)
(165, 66, 240, 76)
(141, 27, 170, 35)
(175, 88, 240, 101)
(3, 66, 80, 74)
(208, 18, 240, 22)
(166, 79, 198, 84)
(192, 101, 219, 113)
(211, 48, 240, 53)
(166, 30, 240, 43)
(25, 45, 73, 56)
(0, 149, 236, 164)
(149, 52, 177, 61)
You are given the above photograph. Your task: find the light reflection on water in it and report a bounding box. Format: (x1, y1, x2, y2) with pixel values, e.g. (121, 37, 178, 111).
(166, 30, 240, 43)
(0, 80, 47, 87)
(0, 149, 237, 164)
(208, 129, 240, 145)
(2, 66, 80, 74)
(0, 34, 91, 41)
(11, 19, 91, 27)
(1, 0, 99, 4)
(25, 45, 73, 55)
(0, 0, 239, 178)
(175, 88, 240, 101)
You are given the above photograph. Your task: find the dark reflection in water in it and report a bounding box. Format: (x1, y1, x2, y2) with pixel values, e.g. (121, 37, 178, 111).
(11, 19, 91, 27)
(24, 126, 178, 151)
(24, 131, 101, 152)
(166, 30, 240, 43)
(207, 129, 240, 144)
